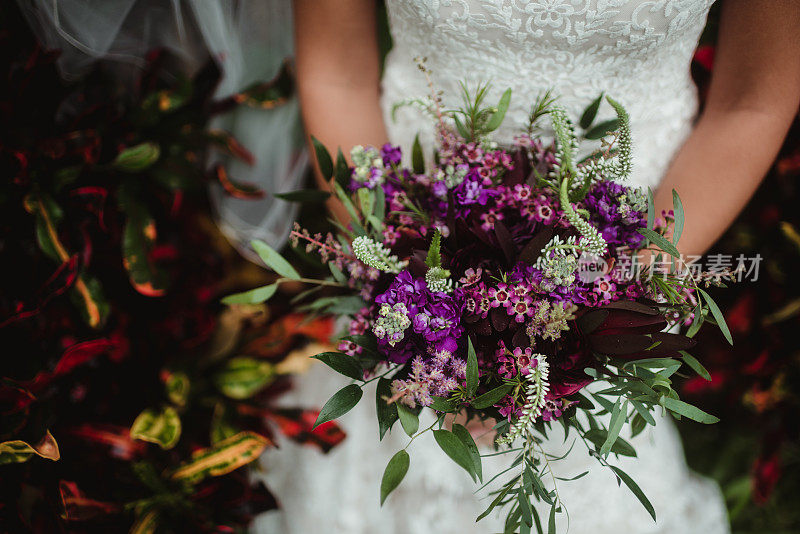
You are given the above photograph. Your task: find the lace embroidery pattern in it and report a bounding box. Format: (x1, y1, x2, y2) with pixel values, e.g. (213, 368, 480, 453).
(381, 0, 716, 190)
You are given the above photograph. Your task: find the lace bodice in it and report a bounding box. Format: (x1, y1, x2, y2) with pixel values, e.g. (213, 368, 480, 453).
(382, 0, 717, 190)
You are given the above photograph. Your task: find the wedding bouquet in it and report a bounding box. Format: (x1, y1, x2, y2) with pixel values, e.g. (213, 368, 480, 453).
(224, 81, 733, 531)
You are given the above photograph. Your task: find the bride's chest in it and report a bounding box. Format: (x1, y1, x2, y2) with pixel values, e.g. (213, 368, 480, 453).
(389, 0, 716, 53)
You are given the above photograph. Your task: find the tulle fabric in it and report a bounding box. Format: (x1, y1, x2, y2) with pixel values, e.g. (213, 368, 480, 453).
(17, 0, 305, 256)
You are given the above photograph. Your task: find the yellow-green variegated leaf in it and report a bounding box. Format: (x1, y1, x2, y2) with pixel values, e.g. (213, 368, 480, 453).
(169, 431, 270, 484)
(164, 371, 190, 407)
(113, 142, 161, 172)
(129, 508, 159, 534)
(0, 430, 60, 465)
(213, 357, 275, 400)
(130, 406, 181, 450)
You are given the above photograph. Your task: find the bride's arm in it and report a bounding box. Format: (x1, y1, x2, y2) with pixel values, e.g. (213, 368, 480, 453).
(293, 0, 388, 200)
(654, 0, 800, 257)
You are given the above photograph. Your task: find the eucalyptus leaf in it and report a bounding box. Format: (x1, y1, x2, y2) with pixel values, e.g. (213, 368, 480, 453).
(698, 288, 733, 345)
(311, 136, 333, 180)
(311, 352, 363, 381)
(485, 88, 512, 131)
(585, 118, 620, 140)
(376, 377, 399, 440)
(472, 383, 513, 409)
(671, 189, 685, 245)
(221, 283, 278, 305)
(412, 134, 425, 174)
(638, 228, 681, 258)
(661, 397, 719, 424)
(433, 429, 476, 480)
(380, 450, 410, 505)
(396, 404, 420, 437)
(600, 398, 627, 456)
(679, 350, 711, 381)
(251, 240, 301, 280)
(610, 466, 656, 521)
(580, 93, 604, 130)
(466, 337, 479, 396)
(334, 148, 350, 189)
(452, 423, 482, 482)
(313, 384, 363, 429)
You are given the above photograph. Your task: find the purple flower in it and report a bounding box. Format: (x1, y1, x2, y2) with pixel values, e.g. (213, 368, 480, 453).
(381, 143, 403, 166)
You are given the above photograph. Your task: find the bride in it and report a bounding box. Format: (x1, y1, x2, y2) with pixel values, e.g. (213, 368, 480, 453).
(258, 1, 800, 533)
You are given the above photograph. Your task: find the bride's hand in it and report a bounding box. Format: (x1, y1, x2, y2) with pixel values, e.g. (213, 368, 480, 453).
(445, 412, 498, 447)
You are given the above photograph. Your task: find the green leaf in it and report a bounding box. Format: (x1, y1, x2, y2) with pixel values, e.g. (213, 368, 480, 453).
(131, 406, 181, 450)
(661, 396, 719, 424)
(313, 384, 363, 429)
(585, 118, 620, 140)
(671, 189, 684, 245)
(472, 383, 513, 409)
(251, 240, 301, 280)
(477, 482, 513, 522)
(647, 187, 655, 230)
(334, 148, 350, 189)
(396, 403, 420, 437)
(120, 198, 167, 297)
(380, 450, 410, 505)
(311, 352, 363, 381)
(376, 377, 399, 439)
(630, 399, 656, 426)
(412, 134, 425, 174)
(433, 429, 476, 480)
(170, 431, 269, 484)
(429, 396, 459, 412)
(311, 136, 333, 180)
(221, 283, 278, 305)
(165, 371, 190, 407)
(519, 488, 533, 527)
(452, 423, 482, 482)
(580, 93, 604, 130)
(0, 431, 60, 465)
(609, 466, 656, 521)
(680, 351, 711, 381)
(425, 228, 442, 269)
(585, 429, 637, 457)
(465, 337, 479, 396)
(638, 228, 681, 258)
(697, 288, 733, 345)
(485, 88, 512, 131)
(548, 502, 557, 534)
(214, 357, 275, 400)
(275, 190, 331, 203)
(113, 142, 160, 172)
(600, 398, 627, 456)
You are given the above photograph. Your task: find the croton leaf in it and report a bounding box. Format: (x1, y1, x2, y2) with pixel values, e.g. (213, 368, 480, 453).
(130, 508, 160, 534)
(163, 370, 190, 407)
(214, 164, 265, 199)
(24, 193, 106, 327)
(265, 409, 346, 453)
(230, 59, 294, 109)
(130, 406, 182, 450)
(213, 357, 276, 400)
(59, 481, 121, 521)
(113, 142, 161, 172)
(121, 201, 167, 297)
(169, 431, 271, 484)
(207, 128, 256, 165)
(0, 430, 60, 465)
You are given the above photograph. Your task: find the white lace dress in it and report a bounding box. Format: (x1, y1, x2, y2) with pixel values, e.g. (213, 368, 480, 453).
(255, 1, 730, 532)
